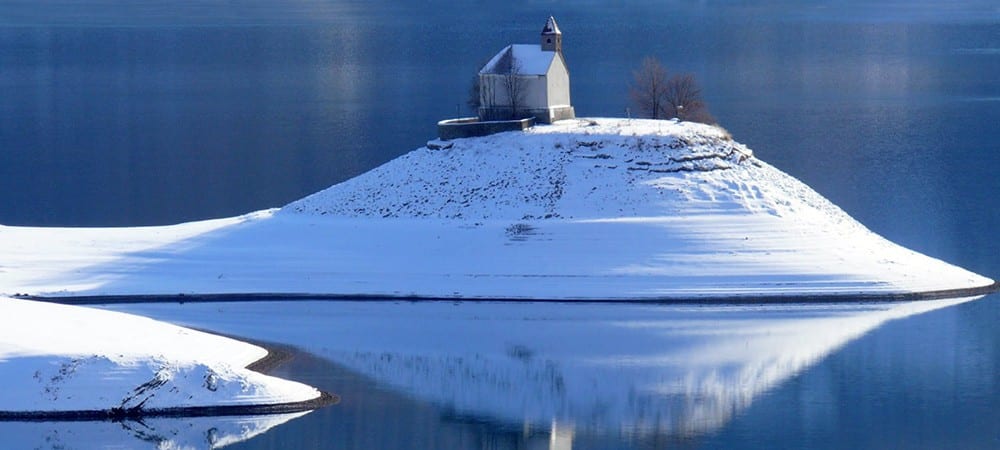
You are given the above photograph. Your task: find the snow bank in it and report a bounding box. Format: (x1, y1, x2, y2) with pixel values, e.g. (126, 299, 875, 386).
(0, 297, 320, 414)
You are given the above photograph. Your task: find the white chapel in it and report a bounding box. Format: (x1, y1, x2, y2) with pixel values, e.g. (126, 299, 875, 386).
(478, 16, 575, 123)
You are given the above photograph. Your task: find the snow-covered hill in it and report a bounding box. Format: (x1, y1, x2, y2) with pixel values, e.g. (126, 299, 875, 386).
(274, 118, 991, 299)
(0, 118, 992, 300)
(287, 119, 823, 221)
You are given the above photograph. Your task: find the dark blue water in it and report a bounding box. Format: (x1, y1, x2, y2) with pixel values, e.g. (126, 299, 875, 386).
(1, 1, 997, 448)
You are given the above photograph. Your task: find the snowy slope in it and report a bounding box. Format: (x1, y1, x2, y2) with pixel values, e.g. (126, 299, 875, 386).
(0, 297, 320, 414)
(288, 119, 758, 220)
(0, 118, 992, 300)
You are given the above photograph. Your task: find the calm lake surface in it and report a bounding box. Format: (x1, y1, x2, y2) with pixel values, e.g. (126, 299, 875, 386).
(1, 0, 997, 448)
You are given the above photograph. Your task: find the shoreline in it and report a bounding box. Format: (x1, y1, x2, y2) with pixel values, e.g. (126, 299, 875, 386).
(15, 280, 998, 306)
(0, 336, 339, 422)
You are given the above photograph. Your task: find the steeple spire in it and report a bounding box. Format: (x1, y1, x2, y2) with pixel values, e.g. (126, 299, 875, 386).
(540, 16, 562, 53)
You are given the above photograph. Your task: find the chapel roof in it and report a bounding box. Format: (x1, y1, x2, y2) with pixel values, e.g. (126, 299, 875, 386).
(479, 44, 556, 76)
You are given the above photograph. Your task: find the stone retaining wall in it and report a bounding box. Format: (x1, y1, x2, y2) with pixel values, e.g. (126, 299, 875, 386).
(437, 117, 535, 140)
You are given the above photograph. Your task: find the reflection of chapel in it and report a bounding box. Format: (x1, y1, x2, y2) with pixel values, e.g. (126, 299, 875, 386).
(478, 16, 575, 123)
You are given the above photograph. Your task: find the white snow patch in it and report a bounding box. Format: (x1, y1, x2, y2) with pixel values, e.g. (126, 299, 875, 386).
(0, 298, 320, 413)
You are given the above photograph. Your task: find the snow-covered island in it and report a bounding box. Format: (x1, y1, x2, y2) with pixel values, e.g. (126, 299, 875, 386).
(0, 117, 994, 420)
(2, 118, 991, 301)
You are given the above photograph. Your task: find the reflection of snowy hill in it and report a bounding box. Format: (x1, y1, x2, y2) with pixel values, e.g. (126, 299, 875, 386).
(107, 297, 980, 435)
(0, 411, 310, 449)
(1, 118, 988, 300)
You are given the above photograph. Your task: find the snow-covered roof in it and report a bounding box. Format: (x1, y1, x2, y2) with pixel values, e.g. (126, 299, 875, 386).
(541, 16, 561, 35)
(479, 44, 556, 76)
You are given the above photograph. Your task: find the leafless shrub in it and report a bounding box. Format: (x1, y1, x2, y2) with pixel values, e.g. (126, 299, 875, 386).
(629, 57, 670, 120)
(629, 56, 716, 124)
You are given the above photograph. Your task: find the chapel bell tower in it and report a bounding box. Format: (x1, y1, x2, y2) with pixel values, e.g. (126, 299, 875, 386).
(541, 16, 562, 53)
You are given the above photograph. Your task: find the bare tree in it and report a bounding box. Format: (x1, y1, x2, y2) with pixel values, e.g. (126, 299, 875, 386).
(474, 52, 528, 121)
(502, 60, 527, 120)
(629, 57, 670, 119)
(629, 56, 715, 124)
(468, 57, 495, 115)
(662, 74, 715, 124)
(472, 72, 502, 120)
